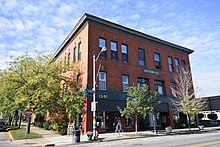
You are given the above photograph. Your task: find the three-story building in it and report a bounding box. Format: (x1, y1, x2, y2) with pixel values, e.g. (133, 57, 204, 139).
(52, 13, 194, 133)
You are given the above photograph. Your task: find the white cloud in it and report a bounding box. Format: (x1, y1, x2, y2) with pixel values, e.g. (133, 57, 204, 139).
(57, 4, 73, 17)
(150, 4, 159, 13)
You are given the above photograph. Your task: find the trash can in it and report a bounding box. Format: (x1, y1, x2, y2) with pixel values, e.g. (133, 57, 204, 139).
(72, 130, 80, 143)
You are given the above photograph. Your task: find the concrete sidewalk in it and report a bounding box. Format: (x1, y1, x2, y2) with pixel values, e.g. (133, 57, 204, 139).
(11, 126, 220, 147)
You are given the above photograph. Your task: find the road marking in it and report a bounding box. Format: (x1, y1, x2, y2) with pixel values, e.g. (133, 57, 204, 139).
(186, 140, 220, 147)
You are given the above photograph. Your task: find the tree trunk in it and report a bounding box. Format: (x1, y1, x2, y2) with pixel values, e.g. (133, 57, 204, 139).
(18, 113, 22, 129)
(135, 115, 138, 134)
(187, 113, 191, 131)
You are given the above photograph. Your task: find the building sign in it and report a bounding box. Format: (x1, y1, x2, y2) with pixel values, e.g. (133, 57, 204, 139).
(98, 94, 109, 99)
(144, 69, 159, 75)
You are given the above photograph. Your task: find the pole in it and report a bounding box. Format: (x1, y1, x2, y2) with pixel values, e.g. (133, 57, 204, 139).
(92, 55, 97, 140)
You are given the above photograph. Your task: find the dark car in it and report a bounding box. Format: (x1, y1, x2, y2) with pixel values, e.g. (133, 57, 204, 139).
(0, 120, 8, 131)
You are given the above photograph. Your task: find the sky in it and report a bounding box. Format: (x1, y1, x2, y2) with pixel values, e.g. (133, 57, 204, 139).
(0, 0, 220, 97)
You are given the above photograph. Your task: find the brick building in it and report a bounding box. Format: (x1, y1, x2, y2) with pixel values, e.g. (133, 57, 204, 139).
(52, 13, 194, 133)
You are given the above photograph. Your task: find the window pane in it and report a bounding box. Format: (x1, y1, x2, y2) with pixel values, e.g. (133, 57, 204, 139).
(168, 57, 173, 72)
(73, 47, 76, 62)
(154, 53, 160, 61)
(137, 78, 148, 87)
(111, 42, 117, 51)
(99, 72, 106, 80)
(158, 86, 163, 95)
(99, 72, 106, 90)
(138, 49, 145, 66)
(155, 80, 165, 95)
(99, 81, 106, 90)
(154, 53, 161, 69)
(123, 76, 128, 83)
(99, 38, 106, 58)
(78, 43, 81, 60)
(122, 44, 127, 53)
(122, 53, 128, 62)
(122, 75, 128, 92)
(99, 38, 106, 48)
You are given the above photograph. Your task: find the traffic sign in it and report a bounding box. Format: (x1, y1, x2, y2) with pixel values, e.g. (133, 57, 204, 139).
(24, 109, 33, 117)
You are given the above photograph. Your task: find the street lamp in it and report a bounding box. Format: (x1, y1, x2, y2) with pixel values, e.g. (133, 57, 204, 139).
(92, 47, 107, 140)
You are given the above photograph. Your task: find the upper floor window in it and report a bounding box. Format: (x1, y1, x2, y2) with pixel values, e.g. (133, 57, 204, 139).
(154, 53, 161, 69)
(73, 47, 76, 62)
(64, 56, 67, 65)
(175, 58, 179, 73)
(122, 75, 129, 92)
(99, 38, 107, 58)
(168, 56, 173, 72)
(78, 42, 82, 60)
(77, 74, 81, 91)
(137, 78, 149, 88)
(67, 53, 70, 66)
(171, 82, 176, 96)
(121, 44, 128, 62)
(111, 41, 118, 60)
(99, 72, 106, 90)
(138, 48, 145, 66)
(181, 60, 186, 73)
(155, 80, 165, 95)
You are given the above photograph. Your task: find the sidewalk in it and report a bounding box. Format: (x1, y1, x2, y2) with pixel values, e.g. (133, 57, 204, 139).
(11, 126, 220, 147)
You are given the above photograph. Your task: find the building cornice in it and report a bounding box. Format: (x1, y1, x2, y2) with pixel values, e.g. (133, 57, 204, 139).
(53, 13, 194, 60)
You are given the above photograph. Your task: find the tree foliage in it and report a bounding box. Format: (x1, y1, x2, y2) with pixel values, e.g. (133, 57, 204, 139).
(119, 85, 159, 133)
(0, 53, 85, 129)
(171, 67, 205, 130)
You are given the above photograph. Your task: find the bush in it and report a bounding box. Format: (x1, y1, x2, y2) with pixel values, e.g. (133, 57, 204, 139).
(35, 122, 43, 128)
(57, 123, 68, 135)
(43, 121, 52, 130)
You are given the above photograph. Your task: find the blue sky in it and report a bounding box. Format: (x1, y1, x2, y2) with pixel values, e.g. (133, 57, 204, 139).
(0, 0, 220, 97)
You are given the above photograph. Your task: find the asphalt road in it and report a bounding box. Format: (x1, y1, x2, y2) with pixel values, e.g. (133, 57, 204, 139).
(0, 132, 17, 147)
(72, 131, 220, 147)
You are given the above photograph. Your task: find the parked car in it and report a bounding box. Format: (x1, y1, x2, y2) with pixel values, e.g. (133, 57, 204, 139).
(0, 120, 8, 131)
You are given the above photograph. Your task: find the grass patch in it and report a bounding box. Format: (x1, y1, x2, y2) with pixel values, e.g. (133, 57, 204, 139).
(10, 128, 43, 140)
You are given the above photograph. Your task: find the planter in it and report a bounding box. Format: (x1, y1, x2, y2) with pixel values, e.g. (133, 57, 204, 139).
(86, 133, 93, 140)
(165, 126, 172, 133)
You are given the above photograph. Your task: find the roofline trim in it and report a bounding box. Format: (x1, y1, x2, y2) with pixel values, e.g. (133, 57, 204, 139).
(53, 13, 194, 59)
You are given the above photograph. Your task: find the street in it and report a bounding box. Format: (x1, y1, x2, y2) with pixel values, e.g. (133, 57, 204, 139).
(69, 131, 220, 147)
(0, 132, 17, 147)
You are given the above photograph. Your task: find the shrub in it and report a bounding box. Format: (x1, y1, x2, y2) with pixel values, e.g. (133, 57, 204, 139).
(57, 123, 68, 135)
(43, 121, 52, 130)
(35, 122, 43, 128)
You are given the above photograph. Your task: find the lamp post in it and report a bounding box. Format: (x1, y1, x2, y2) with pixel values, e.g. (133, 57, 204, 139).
(92, 47, 107, 140)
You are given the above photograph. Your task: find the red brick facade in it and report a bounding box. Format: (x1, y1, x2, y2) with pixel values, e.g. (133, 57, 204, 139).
(53, 13, 193, 133)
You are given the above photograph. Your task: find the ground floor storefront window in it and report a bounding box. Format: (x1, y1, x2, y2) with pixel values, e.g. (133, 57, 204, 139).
(96, 111, 104, 129)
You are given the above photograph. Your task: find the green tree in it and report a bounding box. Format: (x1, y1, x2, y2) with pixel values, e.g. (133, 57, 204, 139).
(171, 67, 205, 130)
(57, 62, 85, 129)
(119, 85, 159, 133)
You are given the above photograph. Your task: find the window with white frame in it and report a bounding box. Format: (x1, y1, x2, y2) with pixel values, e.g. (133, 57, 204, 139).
(67, 53, 70, 66)
(122, 75, 129, 92)
(155, 80, 165, 95)
(171, 82, 176, 96)
(175, 58, 179, 73)
(78, 42, 82, 60)
(138, 48, 145, 66)
(99, 38, 107, 58)
(181, 60, 186, 73)
(99, 72, 106, 90)
(137, 78, 149, 88)
(168, 56, 173, 72)
(73, 47, 76, 62)
(154, 53, 161, 69)
(121, 44, 128, 62)
(111, 41, 118, 60)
